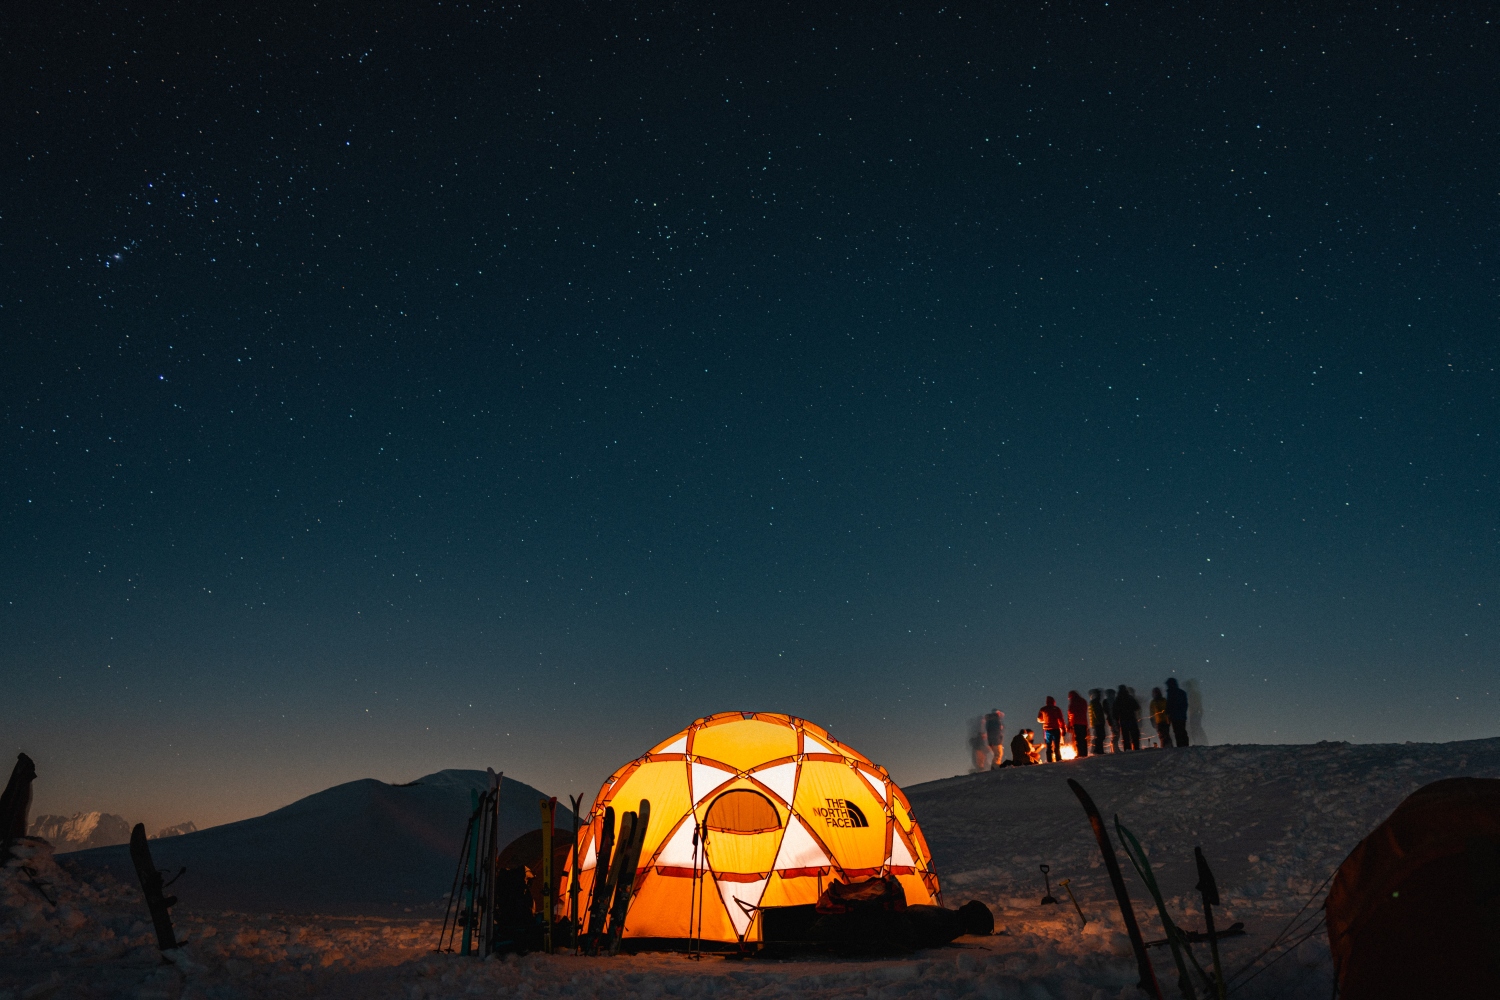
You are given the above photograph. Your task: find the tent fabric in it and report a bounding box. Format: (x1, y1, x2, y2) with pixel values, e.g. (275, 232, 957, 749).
(570, 712, 941, 944)
(1324, 776, 1500, 999)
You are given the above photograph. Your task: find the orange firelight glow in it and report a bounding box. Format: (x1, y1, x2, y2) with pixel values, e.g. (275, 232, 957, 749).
(1059, 742, 1078, 761)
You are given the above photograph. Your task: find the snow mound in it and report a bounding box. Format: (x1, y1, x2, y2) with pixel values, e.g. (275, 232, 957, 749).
(57, 769, 571, 917)
(910, 737, 1500, 905)
(1, 839, 435, 997)
(907, 737, 1500, 998)
(27, 812, 131, 850)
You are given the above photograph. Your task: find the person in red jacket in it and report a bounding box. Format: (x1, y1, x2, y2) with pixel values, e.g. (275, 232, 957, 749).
(1066, 690, 1090, 758)
(1036, 696, 1066, 763)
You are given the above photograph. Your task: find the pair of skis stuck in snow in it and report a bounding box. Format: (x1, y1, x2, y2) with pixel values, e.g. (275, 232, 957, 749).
(1068, 779, 1230, 1000)
(580, 798, 651, 956)
(437, 770, 505, 957)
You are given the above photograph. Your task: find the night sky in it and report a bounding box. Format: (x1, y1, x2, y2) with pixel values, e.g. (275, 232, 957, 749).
(4, 3, 1496, 833)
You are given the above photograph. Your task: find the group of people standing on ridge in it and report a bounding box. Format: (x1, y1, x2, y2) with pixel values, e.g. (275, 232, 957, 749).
(979, 677, 1191, 768)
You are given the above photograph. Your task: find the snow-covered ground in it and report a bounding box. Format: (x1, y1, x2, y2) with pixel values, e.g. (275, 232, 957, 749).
(4, 738, 1497, 999)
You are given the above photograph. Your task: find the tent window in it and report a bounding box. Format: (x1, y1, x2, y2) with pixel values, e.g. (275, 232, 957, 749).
(704, 789, 782, 834)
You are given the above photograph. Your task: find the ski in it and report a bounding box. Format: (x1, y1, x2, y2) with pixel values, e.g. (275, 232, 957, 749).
(1115, 818, 1197, 999)
(1066, 779, 1162, 1000)
(590, 809, 634, 954)
(482, 772, 503, 957)
(568, 794, 584, 951)
(540, 797, 556, 953)
(127, 823, 179, 951)
(583, 806, 618, 952)
(604, 798, 650, 956)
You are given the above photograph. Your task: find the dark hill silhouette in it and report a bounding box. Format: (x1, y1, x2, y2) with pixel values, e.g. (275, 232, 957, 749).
(60, 769, 573, 916)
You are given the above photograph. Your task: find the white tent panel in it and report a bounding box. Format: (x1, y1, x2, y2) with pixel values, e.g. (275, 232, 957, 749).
(655, 815, 701, 868)
(691, 762, 735, 805)
(803, 732, 837, 755)
(889, 829, 916, 868)
(772, 814, 830, 871)
(754, 761, 799, 807)
(718, 876, 769, 939)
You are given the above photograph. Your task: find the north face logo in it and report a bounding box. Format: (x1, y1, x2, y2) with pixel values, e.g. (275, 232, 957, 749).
(813, 798, 870, 828)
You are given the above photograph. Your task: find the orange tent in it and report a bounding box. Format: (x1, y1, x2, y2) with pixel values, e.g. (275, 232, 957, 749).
(1325, 776, 1500, 998)
(571, 712, 941, 945)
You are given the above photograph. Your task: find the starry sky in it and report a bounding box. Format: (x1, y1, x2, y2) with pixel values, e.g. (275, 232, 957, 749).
(3, 3, 1496, 833)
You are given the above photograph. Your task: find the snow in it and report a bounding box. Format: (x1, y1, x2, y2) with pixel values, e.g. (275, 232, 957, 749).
(4, 738, 1496, 999)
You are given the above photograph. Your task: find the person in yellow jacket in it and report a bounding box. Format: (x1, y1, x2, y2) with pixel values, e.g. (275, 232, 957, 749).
(1088, 689, 1107, 755)
(1148, 687, 1172, 748)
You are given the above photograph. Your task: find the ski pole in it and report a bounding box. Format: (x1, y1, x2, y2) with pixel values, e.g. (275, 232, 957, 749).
(1194, 847, 1227, 1000)
(438, 810, 474, 952)
(460, 791, 481, 956)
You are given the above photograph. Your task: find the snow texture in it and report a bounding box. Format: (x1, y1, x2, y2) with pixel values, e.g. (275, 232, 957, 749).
(3, 739, 1495, 1000)
(56, 770, 571, 917)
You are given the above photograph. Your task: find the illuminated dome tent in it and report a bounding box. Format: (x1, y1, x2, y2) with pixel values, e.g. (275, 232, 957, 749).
(574, 712, 941, 945)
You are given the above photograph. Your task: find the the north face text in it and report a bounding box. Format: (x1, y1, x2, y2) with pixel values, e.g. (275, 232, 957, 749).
(813, 798, 870, 828)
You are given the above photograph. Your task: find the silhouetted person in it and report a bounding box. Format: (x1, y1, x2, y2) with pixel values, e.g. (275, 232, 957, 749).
(1186, 679, 1207, 745)
(1103, 688, 1120, 752)
(1115, 685, 1141, 751)
(1098, 692, 1110, 755)
(1037, 696, 1065, 763)
(1165, 677, 1189, 746)
(1066, 690, 1090, 758)
(1149, 687, 1171, 747)
(984, 709, 1005, 770)
(968, 718, 990, 772)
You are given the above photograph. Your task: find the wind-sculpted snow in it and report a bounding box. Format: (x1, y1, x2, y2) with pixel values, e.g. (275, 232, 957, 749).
(3, 741, 1495, 999)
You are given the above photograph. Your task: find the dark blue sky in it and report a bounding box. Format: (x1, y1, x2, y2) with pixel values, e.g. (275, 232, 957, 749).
(3, 2, 1496, 831)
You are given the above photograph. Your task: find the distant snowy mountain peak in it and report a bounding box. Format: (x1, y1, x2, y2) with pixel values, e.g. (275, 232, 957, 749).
(152, 821, 198, 839)
(28, 811, 132, 850)
(63, 768, 573, 916)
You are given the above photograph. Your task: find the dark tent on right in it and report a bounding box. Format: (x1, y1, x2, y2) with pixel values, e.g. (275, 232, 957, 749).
(1325, 776, 1500, 998)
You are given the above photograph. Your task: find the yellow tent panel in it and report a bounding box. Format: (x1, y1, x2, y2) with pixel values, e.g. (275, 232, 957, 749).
(570, 712, 941, 945)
